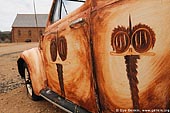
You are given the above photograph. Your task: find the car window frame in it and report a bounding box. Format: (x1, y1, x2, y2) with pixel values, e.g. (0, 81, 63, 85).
(49, 0, 86, 24)
(50, 0, 62, 23)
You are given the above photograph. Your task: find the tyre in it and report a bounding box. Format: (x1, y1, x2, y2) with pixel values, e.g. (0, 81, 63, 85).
(24, 63, 42, 101)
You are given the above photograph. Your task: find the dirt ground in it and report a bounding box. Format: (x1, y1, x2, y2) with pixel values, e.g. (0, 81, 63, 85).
(0, 43, 66, 113)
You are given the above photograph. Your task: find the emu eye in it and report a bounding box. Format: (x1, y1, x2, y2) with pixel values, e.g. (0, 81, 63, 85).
(50, 38, 57, 62)
(132, 28, 152, 53)
(57, 36, 67, 61)
(111, 27, 130, 53)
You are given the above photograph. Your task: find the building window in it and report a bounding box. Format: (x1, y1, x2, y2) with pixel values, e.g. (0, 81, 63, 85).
(18, 30, 21, 36)
(28, 30, 31, 36)
(39, 30, 43, 36)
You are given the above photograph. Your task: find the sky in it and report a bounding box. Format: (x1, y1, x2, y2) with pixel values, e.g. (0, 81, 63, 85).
(0, 0, 53, 31)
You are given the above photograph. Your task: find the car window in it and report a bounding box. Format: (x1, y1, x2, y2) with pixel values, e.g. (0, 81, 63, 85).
(51, 0, 62, 23)
(51, 0, 85, 23)
(61, 0, 85, 18)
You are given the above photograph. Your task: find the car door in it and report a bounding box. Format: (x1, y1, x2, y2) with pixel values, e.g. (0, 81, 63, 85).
(42, 0, 98, 112)
(90, 0, 170, 112)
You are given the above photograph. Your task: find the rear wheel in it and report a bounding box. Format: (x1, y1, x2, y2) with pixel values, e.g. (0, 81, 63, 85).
(24, 63, 42, 101)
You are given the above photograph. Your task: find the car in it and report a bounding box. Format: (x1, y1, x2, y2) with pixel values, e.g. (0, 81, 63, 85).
(25, 39, 31, 42)
(17, 0, 170, 113)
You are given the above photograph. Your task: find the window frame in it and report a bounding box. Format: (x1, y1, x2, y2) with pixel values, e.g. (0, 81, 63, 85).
(50, 0, 62, 23)
(28, 30, 32, 37)
(50, 0, 86, 24)
(39, 30, 43, 36)
(18, 30, 21, 37)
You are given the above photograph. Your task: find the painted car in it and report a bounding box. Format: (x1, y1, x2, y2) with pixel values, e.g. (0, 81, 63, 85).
(17, 0, 170, 113)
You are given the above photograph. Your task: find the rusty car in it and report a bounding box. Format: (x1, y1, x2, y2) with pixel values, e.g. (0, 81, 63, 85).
(17, 0, 170, 113)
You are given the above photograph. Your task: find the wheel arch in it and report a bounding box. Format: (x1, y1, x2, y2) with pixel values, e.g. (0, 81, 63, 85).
(17, 47, 47, 95)
(17, 58, 25, 78)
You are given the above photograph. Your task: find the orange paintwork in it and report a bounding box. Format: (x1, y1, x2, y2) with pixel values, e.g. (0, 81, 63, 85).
(91, 0, 170, 112)
(19, 0, 170, 113)
(20, 48, 47, 95)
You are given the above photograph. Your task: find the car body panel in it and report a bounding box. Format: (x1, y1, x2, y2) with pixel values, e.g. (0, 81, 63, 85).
(41, 0, 98, 112)
(18, 0, 170, 112)
(19, 48, 47, 95)
(90, 0, 170, 112)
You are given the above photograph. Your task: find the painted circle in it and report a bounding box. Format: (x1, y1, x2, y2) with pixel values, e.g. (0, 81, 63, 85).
(111, 31, 130, 53)
(57, 36, 67, 61)
(50, 38, 57, 62)
(132, 28, 152, 53)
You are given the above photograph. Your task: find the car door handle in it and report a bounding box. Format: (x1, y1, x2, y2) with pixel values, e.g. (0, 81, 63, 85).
(69, 18, 85, 29)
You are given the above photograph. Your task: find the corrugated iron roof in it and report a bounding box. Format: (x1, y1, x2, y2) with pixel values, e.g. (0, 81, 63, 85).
(12, 14, 48, 28)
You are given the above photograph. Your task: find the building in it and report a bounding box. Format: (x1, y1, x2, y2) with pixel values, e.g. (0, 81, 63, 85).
(12, 14, 48, 42)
